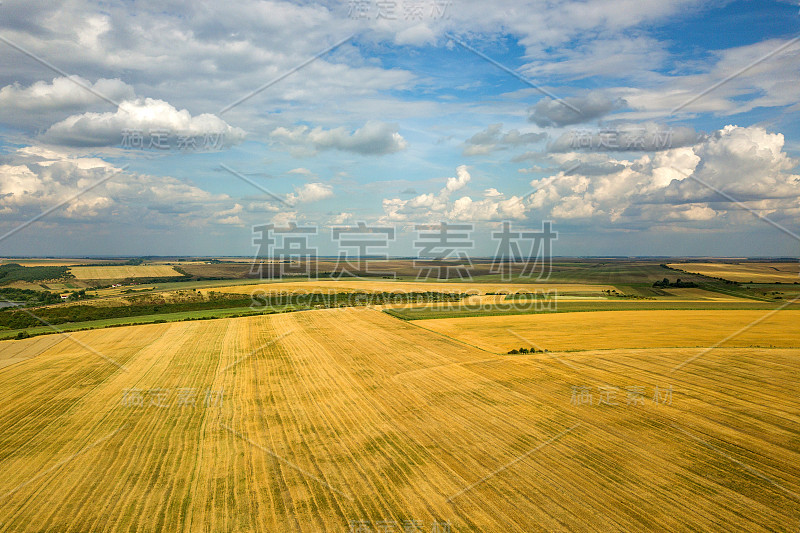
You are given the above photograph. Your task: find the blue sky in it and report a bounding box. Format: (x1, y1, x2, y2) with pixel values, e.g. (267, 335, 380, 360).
(0, 0, 798, 257)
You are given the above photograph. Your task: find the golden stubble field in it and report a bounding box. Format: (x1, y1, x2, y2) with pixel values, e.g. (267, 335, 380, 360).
(668, 262, 800, 283)
(415, 310, 800, 352)
(0, 309, 798, 531)
(69, 265, 181, 280)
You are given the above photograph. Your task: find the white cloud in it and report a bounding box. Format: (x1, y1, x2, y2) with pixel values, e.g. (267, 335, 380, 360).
(271, 211, 299, 226)
(394, 24, 436, 46)
(40, 98, 246, 147)
(0, 146, 234, 226)
(287, 167, 313, 176)
(380, 165, 528, 222)
(448, 194, 527, 221)
(214, 203, 245, 226)
(329, 212, 353, 224)
(528, 125, 800, 227)
(612, 38, 800, 118)
(529, 93, 625, 128)
(463, 123, 546, 156)
(445, 165, 471, 192)
(0, 77, 135, 128)
(271, 121, 407, 155)
(286, 182, 334, 205)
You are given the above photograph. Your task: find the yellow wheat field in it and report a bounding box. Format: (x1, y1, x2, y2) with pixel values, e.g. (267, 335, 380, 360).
(415, 310, 800, 352)
(667, 262, 800, 283)
(69, 265, 180, 279)
(0, 309, 798, 531)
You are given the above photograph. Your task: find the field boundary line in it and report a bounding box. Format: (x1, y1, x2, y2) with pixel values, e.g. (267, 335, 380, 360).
(671, 295, 800, 373)
(506, 328, 579, 369)
(1, 300, 129, 371)
(220, 329, 295, 372)
(387, 312, 504, 356)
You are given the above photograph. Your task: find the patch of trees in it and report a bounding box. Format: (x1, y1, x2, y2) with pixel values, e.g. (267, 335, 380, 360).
(0, 263, 72, 283)
(0, 287, 61, 305)
(508, 347, 547, 354)
(65, 289, 92, 301)
(251, 291, 464, 308)
(0, 295, 256, 329)
(653, 278, 698, 288)
(603, 289, 655, 300)
(0, 290, 465, 330)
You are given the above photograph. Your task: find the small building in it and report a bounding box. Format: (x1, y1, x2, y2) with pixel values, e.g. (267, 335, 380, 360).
(60, 294, 70, 301)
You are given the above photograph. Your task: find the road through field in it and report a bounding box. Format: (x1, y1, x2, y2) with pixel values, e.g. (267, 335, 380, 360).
(0, 309, 798, 531)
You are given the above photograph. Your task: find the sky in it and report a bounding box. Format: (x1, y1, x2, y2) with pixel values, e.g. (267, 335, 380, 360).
(0, 0, 798, 258)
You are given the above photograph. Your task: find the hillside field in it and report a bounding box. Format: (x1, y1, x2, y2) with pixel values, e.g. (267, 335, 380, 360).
(0, 308, 798, 531)
(413, 309, 800, 352)
(69, 265, 182, 280)
(668, 262, 800, 283)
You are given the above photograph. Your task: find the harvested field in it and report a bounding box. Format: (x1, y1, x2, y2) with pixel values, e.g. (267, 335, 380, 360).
(414, 310, 800, 352)
(0, 309, 798, 531)
(668, 262, 800, 283)
(652, 287, 754, 301)
(69, 265, 181, 279)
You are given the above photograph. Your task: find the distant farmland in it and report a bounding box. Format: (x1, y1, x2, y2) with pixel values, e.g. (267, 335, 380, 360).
(668, 262, 800, 283)
(69, 265, 181, 279)
(0, 308, 797, 531)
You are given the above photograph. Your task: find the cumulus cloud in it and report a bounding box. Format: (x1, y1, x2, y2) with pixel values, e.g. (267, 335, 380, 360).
(0, 76, 133, 110)
(548, 122, 700, 152)
(445, 165, 471, 192)
(0, 146, 235, 226)
(529, 93, 625, 127)
(286, 182, 334, 205)
(528, 125, 800, 227)
(380, 164, 529, 222)
(214, 203, 245, 226)
(270, 121, 407, 155)
(463, 123, 546, 155)
(40, 98, 246, 147)
(287, 167, 313, 176)
(329, 212, 353, 224)
(0, 77, 136, 128)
